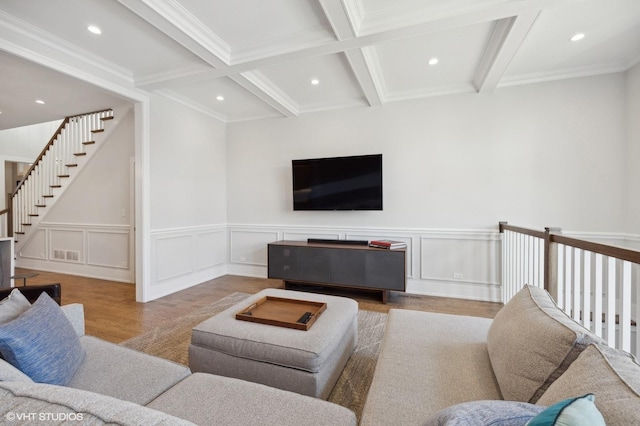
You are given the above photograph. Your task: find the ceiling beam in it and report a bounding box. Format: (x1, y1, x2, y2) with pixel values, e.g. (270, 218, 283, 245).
(318, 0, 382, 107)
(230, 72, 299, 117)
(473, 11, 540, 93)
(134, 0, 577, 91)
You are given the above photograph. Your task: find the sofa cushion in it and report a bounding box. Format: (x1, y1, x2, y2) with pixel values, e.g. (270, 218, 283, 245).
(0, 289, 30, 325)
(528, 394, 604, 425)
(360, 310, 501, 425)
(0, 292, 85, 385)
(68, 336, 191, 405)
(147, 372, 356, 426)
(424, 400, 544, 425)
(487, 285, 602, 403)
(537, 343, 640, 425)
(0, 380, 195, 425)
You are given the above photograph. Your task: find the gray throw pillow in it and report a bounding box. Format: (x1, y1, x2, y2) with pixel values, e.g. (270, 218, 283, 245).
(486, 285, 602, 403)
(0, 293, 86, 385)
(537, 344, 640, 425)
(0, 289, 31, 325)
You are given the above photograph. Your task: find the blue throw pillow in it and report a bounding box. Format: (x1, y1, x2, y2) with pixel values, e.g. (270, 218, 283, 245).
(526, 394, 605, 426)
(0, 292, 85, 385)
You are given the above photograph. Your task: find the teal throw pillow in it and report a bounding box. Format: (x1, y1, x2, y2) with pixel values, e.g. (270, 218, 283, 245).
(526, 394, 605, 426)
(0, 292, 85, 385)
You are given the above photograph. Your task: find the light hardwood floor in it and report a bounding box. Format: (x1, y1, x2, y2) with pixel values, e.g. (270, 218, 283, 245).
(17, 268, 503, 344)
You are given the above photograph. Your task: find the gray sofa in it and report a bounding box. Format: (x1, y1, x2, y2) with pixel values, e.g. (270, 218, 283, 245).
(361, 285, 640, 425)
(0, 292, 356, 425)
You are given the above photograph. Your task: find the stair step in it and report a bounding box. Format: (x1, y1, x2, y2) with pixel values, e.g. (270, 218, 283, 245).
(91, 129, 104, 134)
(65, 164, 78, 168)
(74, 153, 87, 157)
(28, 214, 38, 217)
(15, 232, 24, 235)
(58, 175, 70, 178)
(50, 185, 61, 188)
(43, 195, 54, 198)
(101, 116, 114, 121)
(21, 223, 31, 226)
(82, 141, 95, 145)
(35, 205, 46, 208)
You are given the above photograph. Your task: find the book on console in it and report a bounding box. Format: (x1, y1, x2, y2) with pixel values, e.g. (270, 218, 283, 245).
(369, 239, 407, 249)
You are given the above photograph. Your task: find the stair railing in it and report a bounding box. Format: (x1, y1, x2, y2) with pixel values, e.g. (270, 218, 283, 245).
(8, 109, 113, 240)
(499, 221, 640, 355)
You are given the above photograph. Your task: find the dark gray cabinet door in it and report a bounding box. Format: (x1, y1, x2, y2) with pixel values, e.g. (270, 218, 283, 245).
(366, 250, 405, 290)
(331, 249, 366, 286)
(297, 247, 331, 283)
(268, 245, 298, 280)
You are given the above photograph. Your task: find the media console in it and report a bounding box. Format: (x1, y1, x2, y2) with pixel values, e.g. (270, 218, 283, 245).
(268, 240, 406, 303)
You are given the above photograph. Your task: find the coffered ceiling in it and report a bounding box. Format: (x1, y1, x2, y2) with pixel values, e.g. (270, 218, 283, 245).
(0, 0, 639, 129)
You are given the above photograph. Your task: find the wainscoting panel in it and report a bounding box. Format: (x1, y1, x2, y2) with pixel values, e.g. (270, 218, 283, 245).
(50, 229, 84, 263)
(87, 230, 129, 269)
(18, 229, 47, 260)
(16, 224, 133, 283)
(147, 225, 228, 301)
(154, 234, 192, 282)
(195, 229, 227, 270)
(229, 230, 279, 266)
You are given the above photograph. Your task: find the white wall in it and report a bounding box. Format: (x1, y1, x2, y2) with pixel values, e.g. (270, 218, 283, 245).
(226, 73, 629, 301)
(147, 95, 228, 300)
(0, 120, 61, 209)
(17, 109, 135, 281)
(627, 63, 640, 237)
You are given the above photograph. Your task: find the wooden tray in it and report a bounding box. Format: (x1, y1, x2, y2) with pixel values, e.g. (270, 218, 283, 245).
(235, 296, 327, 331)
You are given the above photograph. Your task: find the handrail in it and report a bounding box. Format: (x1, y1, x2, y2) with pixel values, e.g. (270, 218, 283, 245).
(550, 234, 640, 264)
(499, 221, 546, 239)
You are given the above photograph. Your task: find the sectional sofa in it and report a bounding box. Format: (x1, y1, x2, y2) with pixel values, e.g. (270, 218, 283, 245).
(361, 285, 640, 425)
(0, 289, 356, 425)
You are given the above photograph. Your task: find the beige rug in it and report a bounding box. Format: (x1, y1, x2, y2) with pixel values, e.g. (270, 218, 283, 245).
(120, 292, 387, 421)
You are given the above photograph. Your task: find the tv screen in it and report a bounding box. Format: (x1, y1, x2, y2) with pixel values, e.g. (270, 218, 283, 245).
(292, 154, 382, 211)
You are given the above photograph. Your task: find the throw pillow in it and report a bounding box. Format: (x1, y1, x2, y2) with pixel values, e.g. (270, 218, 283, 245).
(486, 285, 602, 403)
(0, 292, 85, 385)
(537, 343, 640, 425)
(0, 289, 31, 325)
(526, 394, 605, 425)
(424, 400, 545, 426)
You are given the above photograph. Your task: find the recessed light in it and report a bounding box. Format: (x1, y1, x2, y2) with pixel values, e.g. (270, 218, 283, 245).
(35, 99, 45, 105)
(216, 95, 224, 101)
(428, 57, 439, 66)
(87, 25, 102, 35)
(311, 79, 320, 85)
(570, 33, 585, 42)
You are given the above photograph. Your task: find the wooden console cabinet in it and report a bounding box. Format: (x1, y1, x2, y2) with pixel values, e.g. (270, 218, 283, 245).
(268, 240, 406, 303)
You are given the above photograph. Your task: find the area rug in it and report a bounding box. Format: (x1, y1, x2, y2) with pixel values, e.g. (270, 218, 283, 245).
(120, 292, 387, 421)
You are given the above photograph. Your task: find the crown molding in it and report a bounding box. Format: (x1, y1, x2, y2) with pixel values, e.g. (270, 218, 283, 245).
(499, 63, 630, 88)
(0, 11, 133, 88)
(230, 71, 299, 117)
(155, 89, 228, 123)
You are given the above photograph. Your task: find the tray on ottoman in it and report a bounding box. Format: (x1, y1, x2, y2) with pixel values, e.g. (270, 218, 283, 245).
(236, 296, 326, 330)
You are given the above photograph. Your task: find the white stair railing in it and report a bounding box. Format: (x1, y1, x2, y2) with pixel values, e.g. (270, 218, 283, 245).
(500, 222, 640, 356)
(11, 109, 113, 240)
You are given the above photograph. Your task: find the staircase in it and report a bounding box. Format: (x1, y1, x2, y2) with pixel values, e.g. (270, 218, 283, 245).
(11, 109, 115, 251)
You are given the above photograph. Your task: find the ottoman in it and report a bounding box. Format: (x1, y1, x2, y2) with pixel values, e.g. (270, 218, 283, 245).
(188, 288, 358, 399)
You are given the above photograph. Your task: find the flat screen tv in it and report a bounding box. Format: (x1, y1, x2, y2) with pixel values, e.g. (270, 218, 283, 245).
(292, 154, 382, 211)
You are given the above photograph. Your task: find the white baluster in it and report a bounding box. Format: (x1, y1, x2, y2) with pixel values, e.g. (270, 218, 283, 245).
(621, 261, 632, 352)
(607, 257, 617, 347)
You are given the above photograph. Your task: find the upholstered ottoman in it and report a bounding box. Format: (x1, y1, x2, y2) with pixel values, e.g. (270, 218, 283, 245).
(188, 288, 358, 399)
